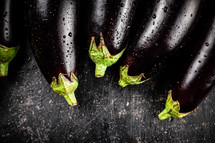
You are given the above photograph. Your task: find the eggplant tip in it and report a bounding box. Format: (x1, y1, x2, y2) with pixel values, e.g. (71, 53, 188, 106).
(0, 44, 19, 77)
(89, 33, 126, 78)
(50, 72, 78, 106)
(158, 90, 190, 120)
(118, 65, 148, 87)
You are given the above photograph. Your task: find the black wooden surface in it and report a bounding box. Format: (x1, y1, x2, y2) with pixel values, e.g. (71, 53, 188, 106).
(1, 39, 215, 143)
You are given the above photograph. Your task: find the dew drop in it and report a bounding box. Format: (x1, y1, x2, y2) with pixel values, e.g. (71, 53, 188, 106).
(205, 42, 209, 46)
(120, 3, 125, 7)
(163, 6, 168, 13)
(63, 35, 66, 39)
(3, 11, 7, 17)
(68, 32, 72, 37)
(152, 14, 156, 19)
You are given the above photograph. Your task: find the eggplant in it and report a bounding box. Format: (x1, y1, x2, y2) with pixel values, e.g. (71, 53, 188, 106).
(158, 15, 215, 120)
(88, 0, 140, 77)
(118, 0, 204, 87)
(0, 0, 23, 76)
(27, 0, 79, 105)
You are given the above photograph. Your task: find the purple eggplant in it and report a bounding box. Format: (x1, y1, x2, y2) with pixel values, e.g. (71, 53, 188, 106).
(27, 0, 79, 106)
(158, 15, 215, 120)
(0, 0, 23, 76)
(118, 0, 204, 87)
(88, 0, 140, 77)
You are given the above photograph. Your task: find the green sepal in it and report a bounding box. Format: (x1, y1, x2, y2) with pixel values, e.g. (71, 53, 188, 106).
(51, 72, 78, 106)
(0, 44, 19, 77)
(158, 90, 190, 120)
(118, 65, 149, 87)
(89, 32, 126, 78)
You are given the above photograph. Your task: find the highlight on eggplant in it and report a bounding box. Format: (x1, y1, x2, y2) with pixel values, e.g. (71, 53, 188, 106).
(158, 15, 215, 120)
(27, 0, 79, 106)
(88, 0, 139, 77)
(0, 0, 22, 76)
(118, 0, 203, 87)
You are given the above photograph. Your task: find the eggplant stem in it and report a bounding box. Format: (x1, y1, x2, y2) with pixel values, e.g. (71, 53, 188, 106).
(0, 44, 19, 77)
(118, 65, 149, 87)
(0, 62, 9, 77)
(158, 90, 190, 120)
(95, 64, 107, 78)
(89, 32, 126, 78)
(51, 72, 78, 106)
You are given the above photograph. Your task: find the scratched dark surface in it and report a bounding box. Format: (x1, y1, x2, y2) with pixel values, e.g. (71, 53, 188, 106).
(0, 37, 215, 143)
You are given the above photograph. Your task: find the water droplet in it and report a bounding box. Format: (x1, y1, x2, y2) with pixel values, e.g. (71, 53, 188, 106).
(63, 35, 66, 39)
(32, 66, 37, 69)
(68, 32, 72, 37)
(205, 42, 209, 46)
(163, 6, 168, 13)
(3, 11, 7, 17)
(152, 14, 156, 19)
(120, 3, 125, 7)
(26, 56, 31, 61)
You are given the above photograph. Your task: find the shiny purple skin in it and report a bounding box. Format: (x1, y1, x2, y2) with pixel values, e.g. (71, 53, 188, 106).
(124, 0, 204, 78)
(171, 16, 215, 113)
(87, 0, 140, 55)
(87, 0, 112, 45)
(27, 0, 79, 83)
(0, 0, 23, 47)
(102, 0, 140, 55)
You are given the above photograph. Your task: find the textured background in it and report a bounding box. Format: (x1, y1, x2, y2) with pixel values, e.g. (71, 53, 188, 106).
(0, 38, 215, 143)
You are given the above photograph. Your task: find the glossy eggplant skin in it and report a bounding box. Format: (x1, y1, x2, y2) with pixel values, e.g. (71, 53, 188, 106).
(0, 0, 23, 76)
(159, 15, 215, 120)
(102, 0, 139, 55)
(88, 0, 140, 77)
(27, 0, 78, 83)
(87, 0, 112, 45)
(172, 18, 215, 113)
(27, 0, 79, 106)
(118, 0, 181, 86)
(119, 0, 205, 87)
(0, 0, 22, 47)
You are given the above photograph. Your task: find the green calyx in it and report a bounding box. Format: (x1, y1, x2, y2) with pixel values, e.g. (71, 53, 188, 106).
(51, 72, 78, 106)
(0, 44, 19, 77)
(118, 65, 149, 88)
(89, 32, 126, 78)
(158, 90, 190, 120)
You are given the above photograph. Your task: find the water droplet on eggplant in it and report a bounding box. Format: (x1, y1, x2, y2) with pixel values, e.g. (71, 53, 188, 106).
(205, 42, 209, 46)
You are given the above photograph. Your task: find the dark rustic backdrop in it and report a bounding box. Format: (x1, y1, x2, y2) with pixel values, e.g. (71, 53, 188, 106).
(0, 37, 215, 143)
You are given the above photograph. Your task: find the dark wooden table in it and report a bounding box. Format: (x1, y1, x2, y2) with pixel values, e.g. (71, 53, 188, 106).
(1, 41, 215, 143)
